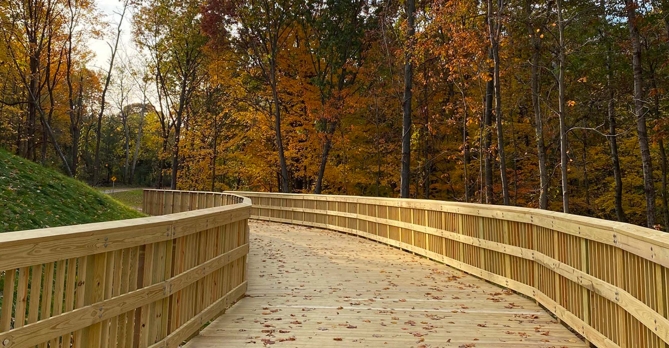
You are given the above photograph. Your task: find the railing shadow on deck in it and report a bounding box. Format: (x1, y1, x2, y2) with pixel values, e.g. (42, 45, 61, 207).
(236, 191, 669, 348)
(0, 189, 249, 348)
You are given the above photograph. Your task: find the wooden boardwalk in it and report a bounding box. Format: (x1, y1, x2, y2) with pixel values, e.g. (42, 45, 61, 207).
(185, 221, 588, 348)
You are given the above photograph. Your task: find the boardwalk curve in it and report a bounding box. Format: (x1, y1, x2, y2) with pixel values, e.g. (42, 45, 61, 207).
(186, 221, 586, 347)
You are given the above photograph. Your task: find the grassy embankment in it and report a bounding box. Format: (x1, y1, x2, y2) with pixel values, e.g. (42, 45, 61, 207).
(0, 148, 145, 233)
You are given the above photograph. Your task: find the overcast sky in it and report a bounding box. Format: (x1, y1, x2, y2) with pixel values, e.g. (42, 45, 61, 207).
(87, 0, 136, 72)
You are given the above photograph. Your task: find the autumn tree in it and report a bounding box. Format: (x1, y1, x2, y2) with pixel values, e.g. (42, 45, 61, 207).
(296, 0, 368, 193)
(135, 0, 207, 189)
(625, 0, 656, 227)
(0, 0, 73, 174)
(203, 0, 297, 192)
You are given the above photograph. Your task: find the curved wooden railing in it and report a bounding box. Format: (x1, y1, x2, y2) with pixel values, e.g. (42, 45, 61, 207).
(237, 192, 669, 348)
(0, 190, 249, 348)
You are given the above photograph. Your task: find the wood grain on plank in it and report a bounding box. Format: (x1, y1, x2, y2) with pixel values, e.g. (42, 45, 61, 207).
(185, 222, 587, 348)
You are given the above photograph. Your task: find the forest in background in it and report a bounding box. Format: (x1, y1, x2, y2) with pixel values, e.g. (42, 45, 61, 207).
(0, 0, 668, 230)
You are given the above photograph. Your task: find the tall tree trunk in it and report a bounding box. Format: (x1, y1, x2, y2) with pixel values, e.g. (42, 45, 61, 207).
(374, 96, 382, 197)
(122, 111, 130, 184)
(557, 0, 569, 213)
(600, 0, 625, 222)
(489, 0, 509, 205)
(131, 102, 146, 183)
(650, 65, 667, 230)
(270, 64, 290, 193)
(483, 62, 494, 204)
(526, 0, 549, 209)
(170, 127, 180, 190)
(69, 74, 83, 177)
(66, 1, 80, 176)
(660, 141, 669, 230)
(626, 0, 656, 227)
(461, 89, 470, 202)
(26, 38, 39, 162)
(581, 120, 590, 207)
(607, 87, 625, 222)
(423, 66, 431, 199)
(211, 112, 218, 192)
(159, 135, 168, 189)
(401, 0, 415, 198)
(315, 122, 336, 194)
(170, 75, 190, 190)
(93, 1, 127, 184)
(511, 111, 518, 205)
(40, 119, 48, 164)
(41, 23, 72, 176)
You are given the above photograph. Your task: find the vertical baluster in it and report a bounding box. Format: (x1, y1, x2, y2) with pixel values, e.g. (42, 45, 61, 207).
(14, 267, 30, 329)
(0, 269, 16, 331)
(37, 262, 55, 347)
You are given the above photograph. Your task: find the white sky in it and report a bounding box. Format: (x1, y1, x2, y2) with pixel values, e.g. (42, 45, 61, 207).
(87, 0, 136, 72)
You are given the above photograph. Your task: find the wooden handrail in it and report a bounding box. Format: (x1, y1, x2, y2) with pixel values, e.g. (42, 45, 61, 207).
(236, 191, 669, 348)
(0, 190, 249, 348)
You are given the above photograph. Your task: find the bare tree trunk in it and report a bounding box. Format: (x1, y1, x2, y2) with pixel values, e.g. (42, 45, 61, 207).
(401, 0, 415, 198)
(93, 0, 128, 184)
(374, 96, 382, 197)
(41, 19, 72, 175)
(626, 0, 656, 227)
(511, 112, 518, 205)
(489, 0, 509, 205)
(170, 127, 180, 190)
(131, 101, 146, 182)
(315, 122, 336, 194)
(158, 135, 168, 189)
(581, 120, 590, 207)
(460, 88, 470, 202)
(556, 0, 569, 213)
(26, 36, 39, 162)
(270, 64, 290, 193)
(483, 62, 494, 204)
(40, 119, 48, 164)
(607, 90, 625, 221)
(423, 66, 431, 199)
(660, 141, 669, 230)
(649, 64, 667, 230)
(597, 0, 625, 222)
(524, 0, 549, 209)
(66, 1, 79, 176)
(122, 110, 130, 183)
(211, 112, 218, 192)
(170, 73, 191, 190)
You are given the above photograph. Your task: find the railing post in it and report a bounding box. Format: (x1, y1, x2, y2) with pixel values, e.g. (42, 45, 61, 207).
(554, 230, 561, 324)
(425, 210, 430, 253)
(80, 253, 107, 347)
(503, 221, 511, 281)
(410, 206, 415, 252)
(654, 263, 665, 348)
(442, 213, 447, 261)
(457, 214, 465, 265)
(581, 237, 590, 346)
(143, 190, 149, 215)
(478, 216, 485, 270)
(133, 245, 147, 348)
(614, 247, 627, 346)
(532, 224, 539, 305)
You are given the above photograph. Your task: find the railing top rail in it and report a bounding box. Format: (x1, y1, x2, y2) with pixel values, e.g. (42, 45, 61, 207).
(233, 191, 669, 266)
(0, 191, 250, 270)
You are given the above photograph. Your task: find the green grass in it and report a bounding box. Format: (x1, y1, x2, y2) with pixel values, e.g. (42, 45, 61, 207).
(0, 149, 145, 233)
(107, 189, 145, 211)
